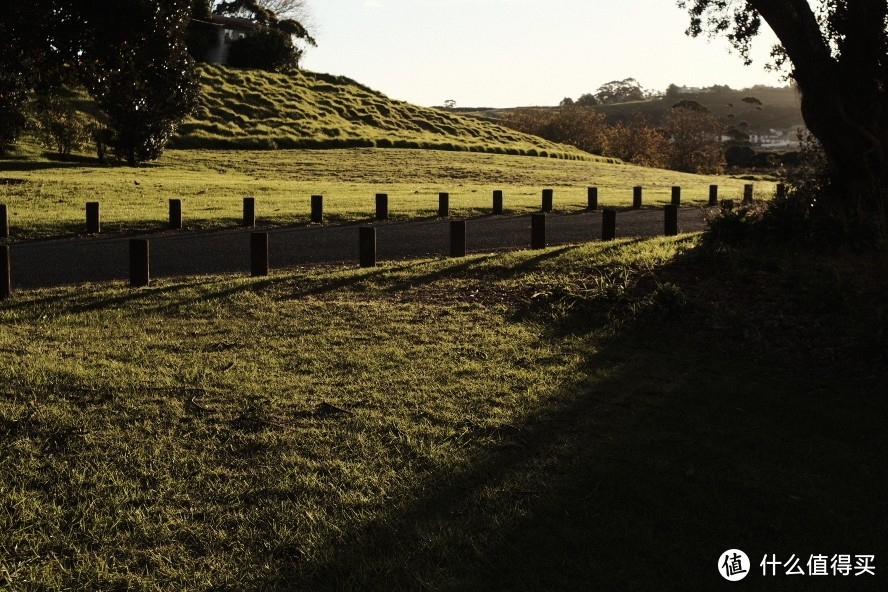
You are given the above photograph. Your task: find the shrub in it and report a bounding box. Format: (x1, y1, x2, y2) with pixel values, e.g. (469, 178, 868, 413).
(227, 29, 300, 72)
(33, 94, 93, 156)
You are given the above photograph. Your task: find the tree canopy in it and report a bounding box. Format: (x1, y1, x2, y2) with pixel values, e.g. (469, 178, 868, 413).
(679, 0, 888, 246)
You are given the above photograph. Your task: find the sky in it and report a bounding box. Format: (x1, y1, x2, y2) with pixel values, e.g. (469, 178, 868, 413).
(300, 0, 786, 108)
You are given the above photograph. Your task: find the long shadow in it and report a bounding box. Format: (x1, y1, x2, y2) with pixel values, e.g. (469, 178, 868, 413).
(257, 242, 888, 591)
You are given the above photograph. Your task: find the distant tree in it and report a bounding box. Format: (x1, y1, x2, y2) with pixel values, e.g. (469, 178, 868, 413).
(575, 93, 598, 107)
(662, 104, 726, 174)
(559, 97, 575, 107)
(604, 117, 670, 169)
(594, 78, 646, 104)
(679, 0, 888, 246)
(671, 99, 708, 112)
(443, 99, 457, 109)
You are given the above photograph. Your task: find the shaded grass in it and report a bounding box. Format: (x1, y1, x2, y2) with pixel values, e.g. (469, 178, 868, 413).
(0, 148, 774, 240)
(1, 236, 885, 590)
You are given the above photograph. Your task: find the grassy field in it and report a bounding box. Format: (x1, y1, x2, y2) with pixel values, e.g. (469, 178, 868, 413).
(168, 65, 593, 158)
(1, 234, 886, 590)
(0, 148, 775, 240)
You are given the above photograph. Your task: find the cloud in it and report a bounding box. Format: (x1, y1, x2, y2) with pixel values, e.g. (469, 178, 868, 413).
(364, 0, 381, 6)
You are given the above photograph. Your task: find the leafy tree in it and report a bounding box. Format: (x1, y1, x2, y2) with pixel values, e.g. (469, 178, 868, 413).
(77, 0, 200, 165)
(594, 78, 646, 104)
(32, 92, 93, 156)
(214, 0, 317, 70)
(227, 28, 300, 71)
(662, 104, 726, 173)
(679, 0, 888, 246)
(576, 93, 599, 107)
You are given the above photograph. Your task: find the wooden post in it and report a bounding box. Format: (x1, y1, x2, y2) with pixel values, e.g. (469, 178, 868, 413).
(375, 193, 388, 221)
(86, 202, 101, 234)
(450, 220, 466, 258)
(776, 183, 787, 199)
(251, 232, 268, 277)
(541, 188, 553, 212)
(671, 186, 681, 206)
(587, 187, 598, 211)
(531, 213, 546, 249)
(664, 205, 679, 236)
(129, 239, 150, 287)
(709, 184, 719, 206)
(602, 209, 616, 241)
(311, 195, 324, 223)
(359, 226, 376, 268)
(243, 197, 256, 227)
(169, 199, 182, 230)
(1, 245, 10, 300)
(633, 186, 642, 209)
(492, 190, 504, 215)
(438, 192, 450, 218)
(0, 204, 8, 238)
(743, 184, 754, 204)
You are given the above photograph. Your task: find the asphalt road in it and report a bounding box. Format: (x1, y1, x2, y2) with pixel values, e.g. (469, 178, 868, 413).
(7, 208, 709, 290)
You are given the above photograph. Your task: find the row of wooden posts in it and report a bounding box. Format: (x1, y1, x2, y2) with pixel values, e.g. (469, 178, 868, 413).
(2, 205, 685, 299)
(0, 184, 781, 239)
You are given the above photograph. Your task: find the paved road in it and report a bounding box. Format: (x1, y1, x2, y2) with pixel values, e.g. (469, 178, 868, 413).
(7, 208, 709, 289)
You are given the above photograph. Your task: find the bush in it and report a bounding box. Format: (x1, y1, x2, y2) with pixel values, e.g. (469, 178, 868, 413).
(33, 94, 93, 156)
(228, 29, 300, 72)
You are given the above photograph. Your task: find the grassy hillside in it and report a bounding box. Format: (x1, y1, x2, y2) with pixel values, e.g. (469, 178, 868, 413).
(170, 66, 595, 159)
(1, 237, 885, 590)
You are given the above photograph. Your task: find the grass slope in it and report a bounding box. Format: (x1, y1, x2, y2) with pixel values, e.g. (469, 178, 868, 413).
(1, 237, 886, 590)
(171, 66, 594, 159)
(0, 148, 775, 240)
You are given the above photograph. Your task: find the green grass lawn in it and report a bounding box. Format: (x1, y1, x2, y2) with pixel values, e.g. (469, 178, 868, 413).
(1, 235, 885, 590)
(1, 148, 775, 240)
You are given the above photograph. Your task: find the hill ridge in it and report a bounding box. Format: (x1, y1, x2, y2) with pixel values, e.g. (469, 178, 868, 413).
(172, 65, 606, 161)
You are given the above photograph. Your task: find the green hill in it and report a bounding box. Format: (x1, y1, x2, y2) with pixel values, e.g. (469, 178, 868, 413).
(171, 65, 600, 160)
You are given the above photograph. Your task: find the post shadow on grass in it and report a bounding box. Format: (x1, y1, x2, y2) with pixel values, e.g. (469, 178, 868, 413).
(257, 240, 888, 591)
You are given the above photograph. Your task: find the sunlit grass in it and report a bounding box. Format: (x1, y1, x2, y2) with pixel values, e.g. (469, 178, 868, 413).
(0, 148, 774, 240)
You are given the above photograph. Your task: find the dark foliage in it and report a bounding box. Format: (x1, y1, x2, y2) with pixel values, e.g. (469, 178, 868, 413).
(680, 0, 888, 248)
(227, 28, 300, 71)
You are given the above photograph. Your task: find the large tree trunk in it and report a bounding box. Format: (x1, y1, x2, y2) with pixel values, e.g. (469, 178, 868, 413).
(750, 0, 888, 245)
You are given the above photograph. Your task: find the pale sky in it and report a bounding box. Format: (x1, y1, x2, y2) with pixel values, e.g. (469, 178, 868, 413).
(301, 0, 786, 108)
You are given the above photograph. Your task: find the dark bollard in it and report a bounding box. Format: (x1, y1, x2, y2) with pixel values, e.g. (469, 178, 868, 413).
(438, 192, 450, 218)
(602, 209, 616, 241)
(86, 202, 101, 234)
(492, 190, 504, 215)
(450, 220, 466, 258)
(671, 186, 681, 206)
(633, 186, 643, 209)
(311, 195, 324, 223)
(169, 199, 182, 230)
(743, 184, 754, 204)
(375, 193, 388, 221)
(709, 184, 719, 206)
(541, 188, 553, 212)
(129, 239, 150, 287)
(359, 226, 376, 268)
(587, 187, 598, 211)
(243, 197, 256, 227)
(664, 205, 679, 236)
(776, 183, 786, 199)
(1, 245, 10, 300)
(1, 204, 8, 238)
(531, 213, 546, 249)
(251, 232, 268, 277)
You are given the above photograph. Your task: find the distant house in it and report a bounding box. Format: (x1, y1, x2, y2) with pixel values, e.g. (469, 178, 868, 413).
(204, 16, 258, 65)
